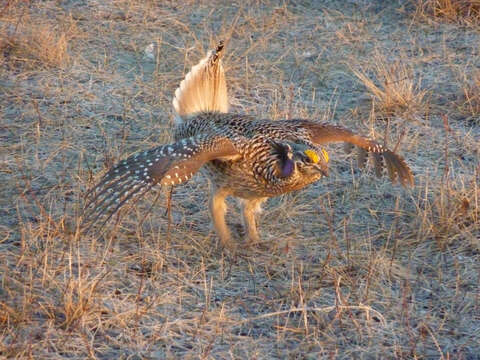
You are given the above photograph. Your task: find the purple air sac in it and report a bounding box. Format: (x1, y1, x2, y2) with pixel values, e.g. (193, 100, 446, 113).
(281, 158, 294, 177)
(270, 141, 295, 179)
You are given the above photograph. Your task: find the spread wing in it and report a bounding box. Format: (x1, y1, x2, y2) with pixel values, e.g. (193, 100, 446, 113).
(81, 134, 238, 233)
(291, 120, 414, 187)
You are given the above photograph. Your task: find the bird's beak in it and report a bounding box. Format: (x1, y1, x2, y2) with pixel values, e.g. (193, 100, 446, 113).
(313, 163, 328, 177)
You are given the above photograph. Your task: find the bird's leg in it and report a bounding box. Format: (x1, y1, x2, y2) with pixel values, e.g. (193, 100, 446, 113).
(241, 197, 267, 246)
(209, 188, 234, 250)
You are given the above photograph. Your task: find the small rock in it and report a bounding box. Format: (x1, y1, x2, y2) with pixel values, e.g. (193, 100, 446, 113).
(144, 43, 157, 61)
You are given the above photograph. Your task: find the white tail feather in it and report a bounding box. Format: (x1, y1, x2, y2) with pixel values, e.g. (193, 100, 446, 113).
(172, 41, 228, 123)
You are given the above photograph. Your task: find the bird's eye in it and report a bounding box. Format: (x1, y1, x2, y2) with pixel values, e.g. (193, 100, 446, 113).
(303, 155, 313, 163)
(304, 149, 320, 164)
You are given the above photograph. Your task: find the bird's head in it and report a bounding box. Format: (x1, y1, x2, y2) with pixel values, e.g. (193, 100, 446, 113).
(272, 141, 329, 179)
(295, 148, 329, 178)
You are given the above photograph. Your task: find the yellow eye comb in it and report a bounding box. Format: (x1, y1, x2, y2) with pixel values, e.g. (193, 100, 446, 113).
(304, 149, 329, 164)
(321, 149, 329, 163)
(304, 149, 317, 163)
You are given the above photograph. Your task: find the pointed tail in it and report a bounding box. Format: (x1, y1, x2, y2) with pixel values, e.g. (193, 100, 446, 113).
(172, 40, 228, 123)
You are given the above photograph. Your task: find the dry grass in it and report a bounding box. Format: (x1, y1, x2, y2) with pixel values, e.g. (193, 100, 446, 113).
(3, 24, 69, 68)
(459, 70, 480, 121)
(1, 0, 479, 359)
(0, 5, 77, 69)
(415, 0, 480, 25)
(350, 52, 429, 121)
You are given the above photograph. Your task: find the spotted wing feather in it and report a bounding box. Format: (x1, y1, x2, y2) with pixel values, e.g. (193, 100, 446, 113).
(81, 135, 237, 233)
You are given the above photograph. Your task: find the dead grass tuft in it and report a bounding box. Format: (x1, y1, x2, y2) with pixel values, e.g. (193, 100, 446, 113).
(350, 52, 429, 121)
(415, 0, 480, 25)
(0, 12, 77, 68)
(416, 176, 479, 251)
